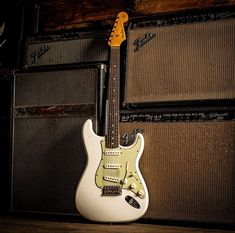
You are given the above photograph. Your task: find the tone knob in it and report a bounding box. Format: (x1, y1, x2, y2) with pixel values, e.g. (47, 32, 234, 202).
(137, 189, 144, 197)
(129, 183, 136, 189)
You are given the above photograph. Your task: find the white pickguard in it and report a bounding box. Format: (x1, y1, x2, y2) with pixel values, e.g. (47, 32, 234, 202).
(75, 119, 149, 222)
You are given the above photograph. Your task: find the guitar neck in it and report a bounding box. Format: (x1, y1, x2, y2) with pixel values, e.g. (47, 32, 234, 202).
(105, 47, 120, 148)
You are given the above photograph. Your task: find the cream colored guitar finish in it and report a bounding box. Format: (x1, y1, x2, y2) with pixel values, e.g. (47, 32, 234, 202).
(75, 12, 149, 222)
(76, 119, 148, 222)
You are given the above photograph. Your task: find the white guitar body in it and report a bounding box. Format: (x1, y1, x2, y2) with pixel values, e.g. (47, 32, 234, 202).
(75, 119, 149, 222)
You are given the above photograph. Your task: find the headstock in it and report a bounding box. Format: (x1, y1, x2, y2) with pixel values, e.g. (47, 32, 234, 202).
(108, 12, 128, 47)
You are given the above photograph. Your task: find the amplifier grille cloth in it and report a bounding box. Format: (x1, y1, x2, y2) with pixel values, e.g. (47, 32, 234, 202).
(25, 37, 109, 67)
(120, 121, 235, 223)
(12, 117, 88, 214)
(125, 18, 235, 103)
(15, 69, 97, 106)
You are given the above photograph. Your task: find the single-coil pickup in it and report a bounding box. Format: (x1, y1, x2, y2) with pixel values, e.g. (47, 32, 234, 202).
(103, 176, 120, 183)
(105, 151, 121, 156)
(103, 164, 122, 169)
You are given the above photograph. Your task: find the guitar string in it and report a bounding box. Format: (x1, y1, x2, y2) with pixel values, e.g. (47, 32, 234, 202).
(105, 47, 120, 188)
(113, 48, 120, 186)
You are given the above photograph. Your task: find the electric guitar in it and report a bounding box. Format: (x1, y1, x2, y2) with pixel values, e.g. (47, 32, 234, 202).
(75, 12, 149, 222)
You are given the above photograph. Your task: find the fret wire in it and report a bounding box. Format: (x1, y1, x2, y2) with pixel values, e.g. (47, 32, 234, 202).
(106, 47, 120, 148)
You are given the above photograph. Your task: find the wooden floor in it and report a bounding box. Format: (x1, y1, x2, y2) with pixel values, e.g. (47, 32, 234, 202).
(0, 215, 234, 233)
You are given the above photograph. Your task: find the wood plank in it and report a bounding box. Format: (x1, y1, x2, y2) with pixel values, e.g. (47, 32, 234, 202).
(133, 0, 235, 15)
(0, 216, 234, 233)
(39, 0, 128, 31)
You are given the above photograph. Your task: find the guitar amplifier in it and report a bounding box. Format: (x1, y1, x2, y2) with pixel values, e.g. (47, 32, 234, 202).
(23, 31, 109, 68)
(11, 64, 106, 215)
(119, 111, 235, 224)
(124, 12, 235, 106)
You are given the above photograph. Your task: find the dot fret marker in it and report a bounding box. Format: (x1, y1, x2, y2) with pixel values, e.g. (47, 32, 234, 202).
(106, 47, 120, 148)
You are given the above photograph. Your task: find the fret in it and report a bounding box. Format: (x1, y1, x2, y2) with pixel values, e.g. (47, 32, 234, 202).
(106, 47, 120, 148)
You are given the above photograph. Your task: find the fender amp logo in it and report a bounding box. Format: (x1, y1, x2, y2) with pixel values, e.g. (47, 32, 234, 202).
(133, 32, 156, 53)
(31, 45, 50, 64)
(121, 128, 144, 146)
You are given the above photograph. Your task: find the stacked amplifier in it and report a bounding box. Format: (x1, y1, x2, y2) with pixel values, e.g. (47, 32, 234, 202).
(11, 9, 235, 225)
(120, 11, 235, 224)
(23, 31, 109, 68)
(11, 30, 108, 215)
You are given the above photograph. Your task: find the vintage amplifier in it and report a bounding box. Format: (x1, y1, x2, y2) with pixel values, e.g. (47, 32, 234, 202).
(11, 64, 106, 215)
(23, 31, 109, 68)
(120, 110, 235, 224)
(124, 12, 235, 107)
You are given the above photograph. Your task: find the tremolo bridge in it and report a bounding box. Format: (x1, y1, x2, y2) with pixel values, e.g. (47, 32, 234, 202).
(95, 139, 145, 199)
(102, 185, 122, 196)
